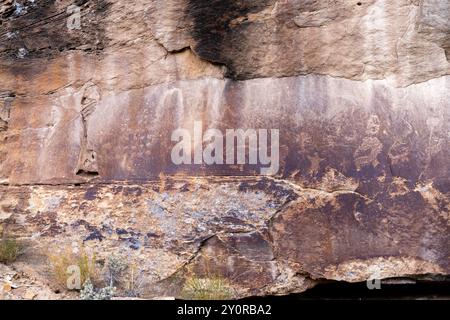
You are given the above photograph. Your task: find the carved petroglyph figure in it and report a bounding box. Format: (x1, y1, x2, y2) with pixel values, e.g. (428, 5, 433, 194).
(76, 84, 100, 177)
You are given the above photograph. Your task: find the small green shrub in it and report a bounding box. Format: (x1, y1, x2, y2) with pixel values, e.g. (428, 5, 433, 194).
(80, 279, 115, 300)
(181, 277, 234, 300)
(0, 238, 21, 264)
(104, 254, 127, 287)
(103, 256, 144, 297)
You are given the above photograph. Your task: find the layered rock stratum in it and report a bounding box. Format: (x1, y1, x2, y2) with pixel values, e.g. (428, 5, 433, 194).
(0, 0, 449, 298)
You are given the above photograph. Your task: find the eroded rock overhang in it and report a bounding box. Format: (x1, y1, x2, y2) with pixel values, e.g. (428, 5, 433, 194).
(0, 0, 449, 298)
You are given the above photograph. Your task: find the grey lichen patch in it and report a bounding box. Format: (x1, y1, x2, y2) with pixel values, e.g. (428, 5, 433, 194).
(322, 257, 445, 282)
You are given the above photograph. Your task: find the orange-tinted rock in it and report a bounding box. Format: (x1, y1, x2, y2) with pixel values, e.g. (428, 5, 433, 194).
(0, 0, 448, 298)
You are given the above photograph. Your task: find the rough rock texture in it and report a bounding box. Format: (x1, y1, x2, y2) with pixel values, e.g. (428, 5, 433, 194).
(0, 263, 76, 300)
(0, 0, 449, 298)
(150, 0, 450, 86)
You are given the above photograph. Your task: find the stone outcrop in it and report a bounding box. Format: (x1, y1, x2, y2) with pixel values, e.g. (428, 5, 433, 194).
(0, 0, 449, 298)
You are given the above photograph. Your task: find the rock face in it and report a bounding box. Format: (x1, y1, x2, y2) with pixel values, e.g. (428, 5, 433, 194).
(0, 0, 449, 298)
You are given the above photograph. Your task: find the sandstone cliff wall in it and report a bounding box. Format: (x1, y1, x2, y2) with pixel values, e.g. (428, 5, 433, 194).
(0, 0, 448, 298)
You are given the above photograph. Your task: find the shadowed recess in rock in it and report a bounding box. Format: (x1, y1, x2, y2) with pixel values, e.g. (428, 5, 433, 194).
(186, 0, 274, 79)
